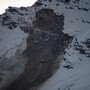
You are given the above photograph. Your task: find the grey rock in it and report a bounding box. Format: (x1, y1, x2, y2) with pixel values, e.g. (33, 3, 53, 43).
(4, 9, 72, 90)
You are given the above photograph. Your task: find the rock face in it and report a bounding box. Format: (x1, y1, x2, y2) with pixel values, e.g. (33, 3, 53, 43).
(4, 9, 72, 90)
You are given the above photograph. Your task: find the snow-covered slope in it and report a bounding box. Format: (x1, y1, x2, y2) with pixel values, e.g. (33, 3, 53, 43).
(0, 0, 90, 90)
(0, 18, 28, 90)
(36, 0, 90, 90)
(38, 38, 90, 90)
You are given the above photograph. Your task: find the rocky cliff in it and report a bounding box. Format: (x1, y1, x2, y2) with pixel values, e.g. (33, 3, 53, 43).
(0, 0, 90, 90)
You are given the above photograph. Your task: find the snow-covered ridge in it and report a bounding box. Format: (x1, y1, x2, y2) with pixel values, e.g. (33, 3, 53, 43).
(0, 0, 90, 90)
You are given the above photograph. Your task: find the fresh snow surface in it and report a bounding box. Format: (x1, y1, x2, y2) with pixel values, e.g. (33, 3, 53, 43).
(0, 22, 28, 89)
(37, 0, 90, 90)
(0, 0, 90, 90)
(0, 26, 28, 58)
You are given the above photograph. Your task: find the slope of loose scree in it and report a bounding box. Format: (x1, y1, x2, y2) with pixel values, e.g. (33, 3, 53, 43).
(3, 9, 72, 90)
(0, 0, 90, 90)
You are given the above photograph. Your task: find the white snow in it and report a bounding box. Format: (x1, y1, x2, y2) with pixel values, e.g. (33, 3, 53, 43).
(0, 22, 28, 90)
(0, 0, 90, 90)
(0, 26, 28, 58)
(37, 0, 90, 90)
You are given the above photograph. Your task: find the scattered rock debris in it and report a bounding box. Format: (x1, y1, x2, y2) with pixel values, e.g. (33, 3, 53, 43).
(4, 9, 72, 90)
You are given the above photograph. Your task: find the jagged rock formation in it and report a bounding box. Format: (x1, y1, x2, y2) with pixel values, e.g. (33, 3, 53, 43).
(1, 0, 89, 90)
(1, 8, 72, 90)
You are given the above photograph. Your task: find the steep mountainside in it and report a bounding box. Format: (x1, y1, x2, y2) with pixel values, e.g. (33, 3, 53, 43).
(0, 0, 90, 90)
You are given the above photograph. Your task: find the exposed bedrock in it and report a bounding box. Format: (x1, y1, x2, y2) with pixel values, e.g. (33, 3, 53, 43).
(4, 9, 73, 90)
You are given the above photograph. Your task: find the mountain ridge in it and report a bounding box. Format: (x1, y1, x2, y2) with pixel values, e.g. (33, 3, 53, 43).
(0, 0, 90, 90)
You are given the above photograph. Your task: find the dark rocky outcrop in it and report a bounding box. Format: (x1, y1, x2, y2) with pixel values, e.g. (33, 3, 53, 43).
(74, 38, 90, 57)
(4, 9, 72, 90)
(1, 13, 19, 30)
